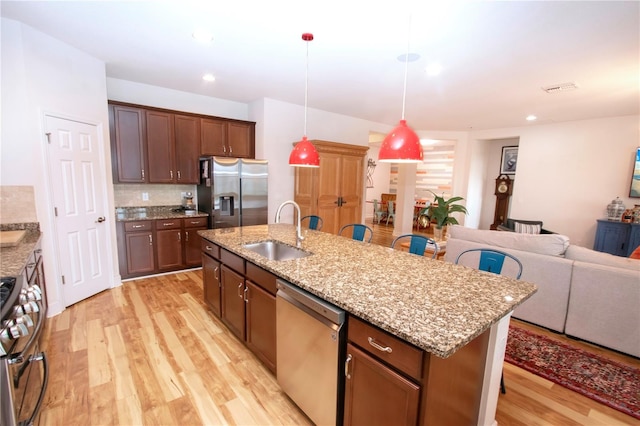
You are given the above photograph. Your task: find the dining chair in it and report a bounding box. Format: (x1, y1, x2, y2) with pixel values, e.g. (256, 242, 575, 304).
(301, 215, 323, 231)
(339, 224, 373, 243)
(386, 200, 396, 225)
(391, 234, 439, 259)
(454, 248, 523, 394)
(373, 199, 386, 224)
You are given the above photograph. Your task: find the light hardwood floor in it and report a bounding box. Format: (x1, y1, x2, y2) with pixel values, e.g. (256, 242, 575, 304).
(39, 223, 640, 425)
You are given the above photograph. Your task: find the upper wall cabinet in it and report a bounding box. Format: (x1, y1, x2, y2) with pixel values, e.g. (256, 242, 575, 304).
(109, 101, 256, 184)
(201, 118, 255, 158)
(109, 104, 147, 183)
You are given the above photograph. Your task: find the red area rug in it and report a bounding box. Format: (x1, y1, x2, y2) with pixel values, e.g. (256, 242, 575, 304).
(504, 325, 640, 419)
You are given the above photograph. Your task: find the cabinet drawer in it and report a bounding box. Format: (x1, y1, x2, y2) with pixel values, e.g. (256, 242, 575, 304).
(201, 239, 220, 259)
(348, 316, 423, 381)
(156, 218, 182, 229)
(124, 221, 153, 232)
(184, 216, 208, 228)
(245, 262, 277, 295)
(221, 248, 245, 275)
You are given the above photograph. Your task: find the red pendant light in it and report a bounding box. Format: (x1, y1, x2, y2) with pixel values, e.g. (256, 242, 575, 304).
(289, 33, 320, 167)
(378, 19, 423, 163)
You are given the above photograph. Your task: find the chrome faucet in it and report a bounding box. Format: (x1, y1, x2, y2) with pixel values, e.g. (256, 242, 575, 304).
(275, 200, 304, 246)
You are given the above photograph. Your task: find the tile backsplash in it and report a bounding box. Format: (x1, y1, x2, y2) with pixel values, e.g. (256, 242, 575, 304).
(114, 184, 196, 207)
(1, 185, 37, 224)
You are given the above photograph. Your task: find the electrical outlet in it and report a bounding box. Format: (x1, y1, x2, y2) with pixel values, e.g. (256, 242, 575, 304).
(142, 192, 149, 201)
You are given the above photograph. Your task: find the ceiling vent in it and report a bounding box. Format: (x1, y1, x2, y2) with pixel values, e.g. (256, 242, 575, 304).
(542, 82, 579, 94)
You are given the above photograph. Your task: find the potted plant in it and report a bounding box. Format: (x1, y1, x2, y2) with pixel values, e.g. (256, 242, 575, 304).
(428, 191, 469, 240)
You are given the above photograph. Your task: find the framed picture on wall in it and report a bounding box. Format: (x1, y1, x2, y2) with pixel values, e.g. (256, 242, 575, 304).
(630, 147, 640, 198)
(500, 146, 518, 175)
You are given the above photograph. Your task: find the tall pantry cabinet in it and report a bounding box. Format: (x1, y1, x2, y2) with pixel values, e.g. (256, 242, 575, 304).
(294, 140, 369, 235)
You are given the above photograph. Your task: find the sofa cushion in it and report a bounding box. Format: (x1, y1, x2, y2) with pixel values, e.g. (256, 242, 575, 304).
(565, 245, 640, 272)
(449, 226, 570, 256)
(514, 221, 541, 234)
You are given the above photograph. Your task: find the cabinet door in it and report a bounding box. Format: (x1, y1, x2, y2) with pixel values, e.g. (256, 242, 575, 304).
(245, 280, 276, 373)
(147, 111, 175, 183)
(627, 225, 640, 256)
(594, 222, 629, 256)
(203, 254, 221, 317)
(125, 232, 155, 275)
(156, 228, 183, 270)
(174, 114, 200, 184)
(201, 118, 227, 156)
(110, 105, 146, 183)
(339, 154, 364, 229)
(227, 122, 254, 158)
(316, 153, 342, 234)
(344, 343, 420, 426)
(184, 227, 207, 267)
(294, 167, 318, 219)
(221, 265, 246, 340)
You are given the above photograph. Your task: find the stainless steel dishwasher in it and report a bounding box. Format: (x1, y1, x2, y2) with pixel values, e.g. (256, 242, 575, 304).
(276, 279, 346, 426)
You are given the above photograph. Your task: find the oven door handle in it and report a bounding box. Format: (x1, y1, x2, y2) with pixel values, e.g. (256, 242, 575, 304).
(9, 301, 46, 365)
(14, 351, 48, 426)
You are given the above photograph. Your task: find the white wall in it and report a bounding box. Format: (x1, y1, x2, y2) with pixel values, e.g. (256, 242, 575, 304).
(251, 98, 393, 223)
(469, 115, 639, 247)
(1, 18, 117, 316)
(107, 78, 249, 119)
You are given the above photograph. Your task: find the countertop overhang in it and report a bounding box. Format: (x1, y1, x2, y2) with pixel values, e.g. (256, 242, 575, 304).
(199, 224, 537, 358)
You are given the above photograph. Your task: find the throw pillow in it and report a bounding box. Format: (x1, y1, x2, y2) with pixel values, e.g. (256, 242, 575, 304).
(514, 221, 541, 234)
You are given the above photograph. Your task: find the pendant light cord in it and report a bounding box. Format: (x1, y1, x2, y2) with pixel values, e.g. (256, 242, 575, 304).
(401, 15, 412, 120)
(304, 38, 309, 137)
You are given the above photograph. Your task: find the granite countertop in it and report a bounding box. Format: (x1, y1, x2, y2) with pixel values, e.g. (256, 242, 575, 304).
(116, 206, 209, 221)
(1, 223, 42, 277)
(199, 224, 537, 359)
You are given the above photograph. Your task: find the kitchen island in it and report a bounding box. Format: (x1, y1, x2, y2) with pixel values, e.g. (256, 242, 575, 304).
(199, 224, 537, 426)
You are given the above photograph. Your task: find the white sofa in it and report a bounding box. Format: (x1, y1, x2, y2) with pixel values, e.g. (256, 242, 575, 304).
(444, 226, 640, 358)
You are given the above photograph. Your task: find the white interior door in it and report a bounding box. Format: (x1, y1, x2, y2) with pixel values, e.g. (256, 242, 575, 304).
(45, 115, 112, 307)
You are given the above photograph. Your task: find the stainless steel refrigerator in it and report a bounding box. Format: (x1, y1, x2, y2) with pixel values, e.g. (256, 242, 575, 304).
(197, 157, 268, 229)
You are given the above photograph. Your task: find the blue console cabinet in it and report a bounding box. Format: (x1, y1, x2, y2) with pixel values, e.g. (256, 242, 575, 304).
(594, 219, 640, 257)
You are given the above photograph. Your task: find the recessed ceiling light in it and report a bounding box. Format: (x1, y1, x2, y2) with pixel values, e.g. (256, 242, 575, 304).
(202, 74, 215, 82)
(192, 29, 213, 43)
(526, 115, 537, 121)
(397, 53, 420, 62)
(424, 63, 442, 76)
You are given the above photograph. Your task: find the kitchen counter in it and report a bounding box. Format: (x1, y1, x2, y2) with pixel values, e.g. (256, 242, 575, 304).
(199, 224, 537, 358)
(0, 223, 42, 277)
(116, 206, 208, 221)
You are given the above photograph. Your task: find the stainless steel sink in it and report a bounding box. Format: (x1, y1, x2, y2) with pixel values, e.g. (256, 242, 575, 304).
(243, 240, 311, 261)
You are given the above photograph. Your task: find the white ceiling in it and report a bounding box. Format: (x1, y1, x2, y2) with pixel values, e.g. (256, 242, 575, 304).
(2, 1, 638, 131)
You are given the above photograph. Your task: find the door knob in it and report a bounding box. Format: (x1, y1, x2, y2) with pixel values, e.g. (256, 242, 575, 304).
(95, 217, 106, 223)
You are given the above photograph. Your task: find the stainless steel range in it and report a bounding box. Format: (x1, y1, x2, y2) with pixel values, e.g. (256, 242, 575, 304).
(0, 275, 48, 426)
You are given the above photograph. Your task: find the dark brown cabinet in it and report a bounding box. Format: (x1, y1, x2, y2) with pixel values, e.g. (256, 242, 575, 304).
(117, 216, 207, 279)
(184, 218, 207, 266)
(201, 118, 255, 158)
(109, 101, 254, 185)
(202, 242, 277, 373)
(156, 219, 183, 270)
(121, 221, 155, 276)
(221, 264, 246, 340)
(344, 343, 420, 426)
(245, 263, 277, 372)
(109, 104, 147, 183)
(146, 111, 175, 183)
(174, 115, 200, 183)
(344, 317, 422, 426)
(202, 241, 222, 317)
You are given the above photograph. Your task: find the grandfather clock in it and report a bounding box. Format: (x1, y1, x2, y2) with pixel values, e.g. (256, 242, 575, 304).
(490, 175, 513, 230)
